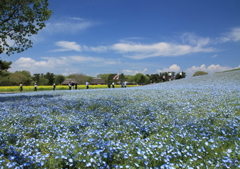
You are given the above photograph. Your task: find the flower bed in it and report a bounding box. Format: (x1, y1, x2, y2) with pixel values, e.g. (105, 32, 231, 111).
(0, 85, 135, 93)
(0, 71, 239, 168)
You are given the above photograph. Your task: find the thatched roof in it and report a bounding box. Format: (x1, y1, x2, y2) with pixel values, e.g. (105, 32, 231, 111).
(89, 78, 106, 85)
(61, 78, 78, 85)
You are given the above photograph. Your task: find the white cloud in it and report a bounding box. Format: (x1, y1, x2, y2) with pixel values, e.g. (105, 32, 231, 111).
(111, 41, 214, 59)
(211, 54, 218, 58)
(218, 27, 240, 43)
(123, 68, 148, 75)
(10, 57, 69, 74)
(52, 41, 81, 52)
(68, 17, 84, 21)
(9, 55, 120, 76)
(52, 41, 107, 53)
(186, 64, 240, 77)
(82, 45, 107, 52)
(43, 19, 96, 34)
(70, 56, 118, 65)
(156, 64, 181, 73)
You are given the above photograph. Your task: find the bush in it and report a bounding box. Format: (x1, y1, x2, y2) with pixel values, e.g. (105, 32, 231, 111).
(193, 71, 208, 77)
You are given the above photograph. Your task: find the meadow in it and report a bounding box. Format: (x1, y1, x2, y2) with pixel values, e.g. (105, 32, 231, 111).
(0, 71, 239, 168)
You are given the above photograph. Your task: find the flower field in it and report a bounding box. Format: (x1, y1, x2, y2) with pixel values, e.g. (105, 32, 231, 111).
(0, 85, 134, 93)
(0, 71, 239, 168)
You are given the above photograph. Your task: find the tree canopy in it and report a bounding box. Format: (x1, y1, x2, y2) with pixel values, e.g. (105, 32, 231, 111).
(0, 59, 11, 76)
(0, 0, 52, 55)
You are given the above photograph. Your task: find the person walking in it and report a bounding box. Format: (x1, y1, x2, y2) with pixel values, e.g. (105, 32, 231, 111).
(123, 81, 127, 88)
(75, 83, 78, 90)
(86, 81, 89, 89)
(19, 83, 23, 92)
(71, 81, 74, 90)
(68, 82, 71, 90)
(112, 82, 115, 88)
(34, 83, 37, 91)
(53, 83, 56, 90)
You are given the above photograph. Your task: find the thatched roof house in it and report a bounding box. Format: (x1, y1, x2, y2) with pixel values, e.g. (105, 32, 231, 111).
(61, 78, 78, 85)
(89, 78, 106, 85)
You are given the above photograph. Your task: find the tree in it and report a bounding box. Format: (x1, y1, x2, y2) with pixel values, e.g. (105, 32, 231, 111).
(0, 59, 12, 76)
(175, 71, 186, 79)
(32, 73, 40, 84)
(97, 73, 110, 83)
(68, 73, 88, 85)
(150, 74, 160, 83)
(39, 74, 48, 85)
(108, 74, 115, 83)
(133, 73, 148, 84)
(0, 0, 52, 55)
(118, 73, 127, 83)
(193, 71, 208, 77)
(44, 72, 54, 85)
(159, 72, 169, 82)
(9, 70, 32, 85)
(54, 75, 65, 85)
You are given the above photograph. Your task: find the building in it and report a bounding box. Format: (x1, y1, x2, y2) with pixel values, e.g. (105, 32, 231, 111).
(61, 78, 78, 85)
(89, 78, 106, 85)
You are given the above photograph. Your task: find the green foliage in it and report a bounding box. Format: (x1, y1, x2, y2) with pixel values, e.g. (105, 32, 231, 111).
(9, 70, 32, 85)
(32, 73, 40, 84)
(39, 75, 48, 85)
(159, 72, 169, 82)
(175, 71, 186, 79)
(107, 74, 115, 83)
(44, 72, 54, 85)
(68, 73, 88, 85)
(0, 59, 12, 76)
(133, 73, 149, 84)
(54, 75, 65, 85)
(193, 71, 208, 77)
(0, 0, 52, 55)
(97, 73, 111, 83)
(149, 73, 160, 83)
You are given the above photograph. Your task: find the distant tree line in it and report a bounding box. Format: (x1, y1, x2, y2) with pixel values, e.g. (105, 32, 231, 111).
(98, 71, 186, 85)
(0, 62, 187, 86)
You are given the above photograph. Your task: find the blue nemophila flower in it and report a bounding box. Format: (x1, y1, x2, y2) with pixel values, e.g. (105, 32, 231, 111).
(0, 70, 239, 168)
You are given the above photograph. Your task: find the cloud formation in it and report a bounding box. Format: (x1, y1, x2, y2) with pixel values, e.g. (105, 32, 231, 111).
(123, 68, 148, 75)
(43, 17, 96, 34)
(53, 41, 81, 52)
(52, 41, 107, 53)
(219, 27, 240, 43)
(156, 64, 181, 73)
(111, 41, 214, 59)
(186, 64, 240, 77)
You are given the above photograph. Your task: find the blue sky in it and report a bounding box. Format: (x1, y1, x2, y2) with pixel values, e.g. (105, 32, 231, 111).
(2, 0, 240, 77)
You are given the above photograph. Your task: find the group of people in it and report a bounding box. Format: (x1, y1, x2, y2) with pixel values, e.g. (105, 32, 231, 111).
(19, 81, 128, 92)
(68, 81, 78, 90)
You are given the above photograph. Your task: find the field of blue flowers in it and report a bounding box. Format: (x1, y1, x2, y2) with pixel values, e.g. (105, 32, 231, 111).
(0, 71, 239, 168)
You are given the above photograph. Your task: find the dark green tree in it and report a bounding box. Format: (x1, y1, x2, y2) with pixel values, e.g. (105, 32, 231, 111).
(0, 0, 52, 55)
(118, 73, 126, 83)
(108, 74, 115, 83)
(0, 59, 11, 76)
(54, 75, 65, 85)
(159, 72, 169, 82)
(150, 74, 160, 83)
(175, 71, 186, 79)
(44, 72, 54, 85)
(32, 73, 40, 84)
